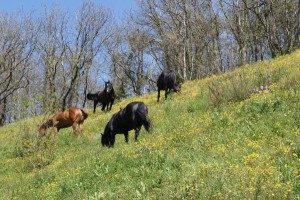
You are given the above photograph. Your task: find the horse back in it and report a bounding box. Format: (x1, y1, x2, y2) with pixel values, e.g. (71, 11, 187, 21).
(52, 108, 84, 128)
(111, 111, 132, 133)
(52, 110, 72, 128)
(108, 102, 149, 132)
(158, 70, 180, 92)
(87, 92, 99, 101)
(157, 71, 176, 89)
(124, 102, 150, 129)
(68, 107, 88, 123)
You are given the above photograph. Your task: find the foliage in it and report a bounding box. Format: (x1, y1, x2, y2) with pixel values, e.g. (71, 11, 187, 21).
(2, 0, 300, 125)
(0, 50, 300, 199)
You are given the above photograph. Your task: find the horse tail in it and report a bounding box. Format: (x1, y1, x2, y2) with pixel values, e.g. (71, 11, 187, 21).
(80, 109, 89, 120)
(136, 104, 151, 132)
(87, 92, 98, 101)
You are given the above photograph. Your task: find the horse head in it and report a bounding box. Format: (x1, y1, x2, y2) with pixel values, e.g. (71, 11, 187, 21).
(101, 133, 109, 146)
(173, 81, 181, 93)
(105, 81, 113, 94)
(38, 119, 52, 137)
(101, 122, 111, 146)
(38, 123, 47, 136)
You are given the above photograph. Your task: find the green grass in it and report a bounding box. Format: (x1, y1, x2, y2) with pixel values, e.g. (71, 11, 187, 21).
(1, 50, 300, 199)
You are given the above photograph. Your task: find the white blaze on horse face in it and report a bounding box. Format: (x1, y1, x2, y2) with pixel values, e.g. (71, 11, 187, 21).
(106, 82, 112, 93)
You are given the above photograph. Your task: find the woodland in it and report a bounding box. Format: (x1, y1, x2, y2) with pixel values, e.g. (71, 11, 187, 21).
(0, 0, 299, 125)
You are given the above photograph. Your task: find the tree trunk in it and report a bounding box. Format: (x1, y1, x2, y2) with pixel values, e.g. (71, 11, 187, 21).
(0, 97, 7, 126)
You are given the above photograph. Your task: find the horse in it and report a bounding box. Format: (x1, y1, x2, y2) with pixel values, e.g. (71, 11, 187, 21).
(101, 102, 151, 147)
(87, 81, 116, 113)
(157, 70, 181, 102)
(38, 107, 88, 137)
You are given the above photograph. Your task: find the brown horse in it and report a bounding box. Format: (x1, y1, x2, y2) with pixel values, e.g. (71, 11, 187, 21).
(39, 107, 88, 137)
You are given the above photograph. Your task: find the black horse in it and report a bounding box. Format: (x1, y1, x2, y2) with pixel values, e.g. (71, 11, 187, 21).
(157, 70, 180, 102)
(87, 81, 116, 113)
(101, 102, 151, 147)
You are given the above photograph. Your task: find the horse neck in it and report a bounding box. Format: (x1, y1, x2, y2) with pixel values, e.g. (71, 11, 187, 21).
(121, 108, 126, 116)
(103, 122, 112, 135)
(45, 119, 53, 128)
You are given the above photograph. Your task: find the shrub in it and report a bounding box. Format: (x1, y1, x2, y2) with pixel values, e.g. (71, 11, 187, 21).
(15, 124, 56, 171)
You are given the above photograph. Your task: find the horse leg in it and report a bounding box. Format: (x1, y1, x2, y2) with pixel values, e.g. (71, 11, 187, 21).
(78, 123, 83, 136)
(93, 100, 98, 113)
(109, 99, 114, 110)
(72, 123, 78, 137)
(124, 132, 129, 143)
(101, 103, 106, 111)
(165, 89, 170, 99)
(134, 127, 141, 141)
(157, 90, 160, 102)
(110, 134, 115, 147)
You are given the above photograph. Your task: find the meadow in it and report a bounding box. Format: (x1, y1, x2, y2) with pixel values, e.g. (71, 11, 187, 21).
(0, 50, 300, 199)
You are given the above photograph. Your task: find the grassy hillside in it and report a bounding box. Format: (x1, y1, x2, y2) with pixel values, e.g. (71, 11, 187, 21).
(1, 50, 300, 199)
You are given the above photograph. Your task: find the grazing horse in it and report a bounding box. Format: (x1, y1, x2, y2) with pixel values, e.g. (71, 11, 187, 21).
(38, 107, 88, 137)
(87, 81, 116, 113)
(157, 70, 180, 102)
(101, 102, 151, 147)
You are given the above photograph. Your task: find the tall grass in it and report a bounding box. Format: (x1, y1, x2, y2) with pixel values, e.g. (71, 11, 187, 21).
(207, 57, 297, 106)
(1, 50, 300, 199)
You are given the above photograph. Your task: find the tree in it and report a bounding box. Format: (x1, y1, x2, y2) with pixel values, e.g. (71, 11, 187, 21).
(109, 25, 155, 96)
(61, 1, 112, 110)
(0, 13, 36, 125)
(135, 0, 223, 80)
(36, 6, 67, 113)
(245, 0, 300, 57)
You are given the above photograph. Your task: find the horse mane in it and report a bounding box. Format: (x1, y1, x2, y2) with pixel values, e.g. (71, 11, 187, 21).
(42, 119, 53, 129)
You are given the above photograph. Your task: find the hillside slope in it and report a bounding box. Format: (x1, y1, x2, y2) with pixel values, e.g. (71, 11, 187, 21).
(0, 51, 300, 199)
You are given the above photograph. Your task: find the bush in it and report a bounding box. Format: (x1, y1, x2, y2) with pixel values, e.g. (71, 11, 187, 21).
(15, 125, 56, 171)
(207, 63, 290, 106)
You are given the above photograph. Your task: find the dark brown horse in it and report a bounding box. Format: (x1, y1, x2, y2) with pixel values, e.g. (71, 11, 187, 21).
(101, 102, 151, 147)
(87, 81, 116, 113)
(157, 70, 180, 102)
(38, 107, 88, 137)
